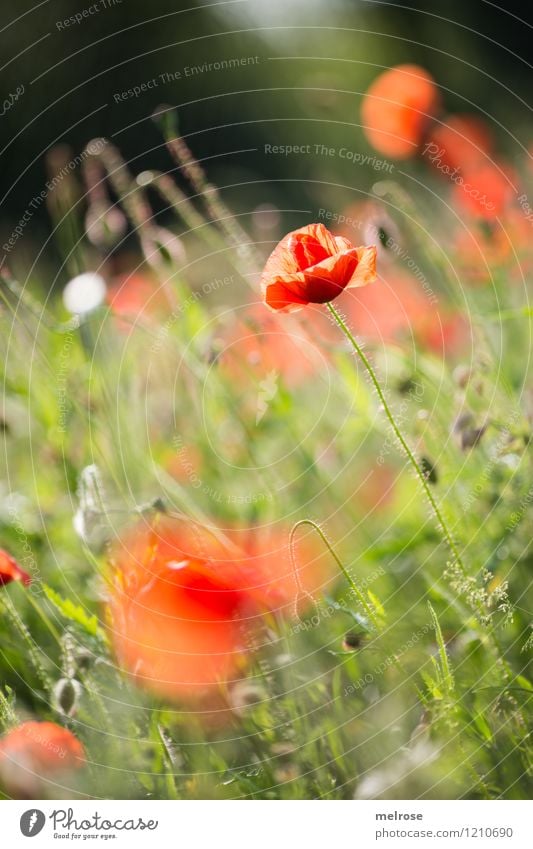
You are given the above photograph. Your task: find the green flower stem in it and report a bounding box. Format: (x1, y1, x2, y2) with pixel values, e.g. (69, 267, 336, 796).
(290, 518, 379, 627)
(327, 301, 466, 575)
(26, 589, 62, 644)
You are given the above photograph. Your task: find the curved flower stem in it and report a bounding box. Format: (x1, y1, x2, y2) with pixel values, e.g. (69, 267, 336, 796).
(290, 518, 379, 627)
(327, 302, 465, 575)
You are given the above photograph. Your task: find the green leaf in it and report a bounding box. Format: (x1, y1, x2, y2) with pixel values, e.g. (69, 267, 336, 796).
(43, 584, 106, 641)
(367, 590, 385, 619)
(428, 602, 454, 695)
(472, 712, 493, 742)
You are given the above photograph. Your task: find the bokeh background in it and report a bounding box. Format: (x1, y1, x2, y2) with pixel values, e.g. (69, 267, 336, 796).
(0, 0, 531, 803)
(1, 0, 531, 278)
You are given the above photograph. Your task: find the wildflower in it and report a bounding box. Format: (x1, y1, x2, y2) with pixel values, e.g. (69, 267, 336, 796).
(0, 721, 85, 798)
(361, 64, 440, 159)
(108, 519, 328, 702)
(0, 549, 31, 587)
(261, 223, 376, 312)
(109, 544, 251, 700)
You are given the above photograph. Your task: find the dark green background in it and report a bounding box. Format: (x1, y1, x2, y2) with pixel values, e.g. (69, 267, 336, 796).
(1, 0, 531, 271)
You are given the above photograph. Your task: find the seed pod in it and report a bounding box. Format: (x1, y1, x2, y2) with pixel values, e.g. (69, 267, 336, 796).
(53, 678, 82, 717)
(85, 202, 127, 249)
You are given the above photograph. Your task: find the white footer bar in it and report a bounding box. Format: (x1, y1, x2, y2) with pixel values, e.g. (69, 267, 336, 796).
(3, 799, 530, 848)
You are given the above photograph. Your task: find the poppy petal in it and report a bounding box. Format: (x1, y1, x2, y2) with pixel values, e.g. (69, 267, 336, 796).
(0, 550, 31, 587)
(261, 224, 376, 312)
(345, 245, 378, 289)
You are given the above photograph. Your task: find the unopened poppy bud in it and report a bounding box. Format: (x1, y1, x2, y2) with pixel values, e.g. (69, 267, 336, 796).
(342, 631, 366, 651)
(452, 366, 471, 389)
(420, 456, 438, 484)
(53, 678, 82, 717)
(397, 376, 416, 395)
(228, 681, 267, 717)
(453, 411, 475, 433)
(140, 226, 185, 267)
(74, 648, 95, 674)
(461, 425, 487, 451)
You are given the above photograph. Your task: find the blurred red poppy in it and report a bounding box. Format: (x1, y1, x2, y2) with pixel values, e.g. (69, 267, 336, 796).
(219, 303, 324, 390)
(344, 270, 429, 342)
(452, 161, 515, 219)
(416, 310, 470, 357)
(362, 64, 440, 159)
(0, 721, 85, 799)
(354, 463, 397, 515)
(426, 114, 494, 171)
(106, 271, 168, 323)
(0, 549, 31, 587)
(261, 223, 376, 312)
(343, 270, 469, 357)
(454, 211, 533, 285)
(108, 519, 328, 702)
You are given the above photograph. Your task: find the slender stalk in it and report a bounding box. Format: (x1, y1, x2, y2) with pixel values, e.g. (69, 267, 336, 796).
(290, 518, 378, 627)
(0, 594, 52, 689)
(327, 302, 466, 574)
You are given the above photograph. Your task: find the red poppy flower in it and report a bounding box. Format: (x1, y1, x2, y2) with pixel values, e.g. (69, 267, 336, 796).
(362, 64, 440, 159)
(0, 721, 85, 798)
(108, 519, 329, 702)
(0, 549, 31, 587)
(261, 223, 376, 313)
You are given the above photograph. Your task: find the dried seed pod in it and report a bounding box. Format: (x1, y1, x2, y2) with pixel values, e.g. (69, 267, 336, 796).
(85, 202, 127, 249)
